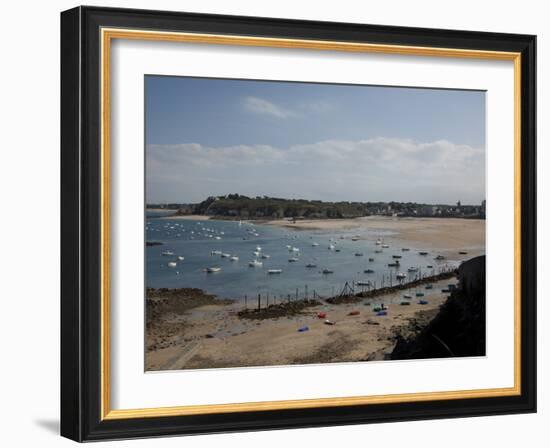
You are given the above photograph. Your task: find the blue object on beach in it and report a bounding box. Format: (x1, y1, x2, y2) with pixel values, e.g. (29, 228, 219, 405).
(376, 311, 387, 316)
(298, 326, 309, 332)
(418, 300, 429, 305)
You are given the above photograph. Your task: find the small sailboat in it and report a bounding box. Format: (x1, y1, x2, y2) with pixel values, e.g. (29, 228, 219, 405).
(368, 258, 375, 262)
(261, 254, 270, 259)
(206, 267, 221, 273)
(408, 267, 419, 272)
(396, 272, 407, 279)
(375, 239, 382, 245)
(435, 255, 446, 260)
(419, 251, 429, 255)
(354, 252, 364, 257)
(388, 260, 400, 267)
(351, 236, 360, 241)
(161, 250, 175, 256)
(253, 251, 261, 256)
(392, 255, 402, 259)
(382, 243, 389, 248)
(425, 284, 433, 289)
(328, 244, 335, 250)
(402, 248, 410, 251)
(306, 263, 317, 268)
(288, 257, 299, 262)
(221, 253, 231, 258)
(311, 242, 319, 247)
(177, 256, 185, 261)
(230, 256, 239, 262)
(375, 249, 383, 253)
(356, 280, 371, 286)
(210, 250, 222, 256)
(256, 246, 262, 251)
(167, 261, 177, 268)
(364, 269, 375, 274)
(322, 268, 334, 274)
(268, 269, 282, 274)
(248, 260, 263, 267)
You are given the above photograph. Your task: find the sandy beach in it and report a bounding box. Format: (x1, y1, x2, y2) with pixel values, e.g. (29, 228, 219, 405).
(146, 277, 453, 371)
(145, 216, 485, 370)
(266, 216, 485, 258)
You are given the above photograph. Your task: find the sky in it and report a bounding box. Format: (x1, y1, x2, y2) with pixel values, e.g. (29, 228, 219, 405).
(145, 76, 486, 205)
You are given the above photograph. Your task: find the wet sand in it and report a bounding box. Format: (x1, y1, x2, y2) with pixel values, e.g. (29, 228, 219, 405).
(146, 278, 453, 371)
(266, 216, 485, 258)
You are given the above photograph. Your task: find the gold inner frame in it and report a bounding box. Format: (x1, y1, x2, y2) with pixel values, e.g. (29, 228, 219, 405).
(100, 28, 522, 421)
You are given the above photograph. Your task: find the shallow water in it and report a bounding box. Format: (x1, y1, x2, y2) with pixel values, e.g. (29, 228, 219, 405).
(146, 217, 459, 301)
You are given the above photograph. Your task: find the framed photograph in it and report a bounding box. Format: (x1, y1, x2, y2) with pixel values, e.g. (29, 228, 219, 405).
(61, 6, 536, 441)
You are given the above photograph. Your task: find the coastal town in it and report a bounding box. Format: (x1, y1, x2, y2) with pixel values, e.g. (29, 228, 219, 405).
(147, 195, 486, 220)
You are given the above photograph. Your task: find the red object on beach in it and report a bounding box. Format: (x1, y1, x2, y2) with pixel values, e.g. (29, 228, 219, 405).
(348, 310, 360, 316)
(317, 312, 327, 319)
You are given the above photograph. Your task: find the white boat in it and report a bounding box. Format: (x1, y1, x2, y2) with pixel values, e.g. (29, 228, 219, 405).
(351, 236, 360, 241)
(290, 247, 300, 252)
(230, 256, 239, 261)
(356, 280, 371, 286)
(396, 272, 407, 279)
(261, 254, 271, 259)
(408, 267, 419, 272)
(177, 256, 185, 261)
(328, 244, 336, 250)
(253, 251, 261, 256)
(161, 250, 175, 256)
(288, 257, 299, 262)
(221, 253, 231, 258)
(256, 246, 262, 251)
(206, 267, 221, 273)
(311, 242, 319, 247)
(211, 250, 222, 255)
(268, 269, 282, 274)
(249, 260, 263, 267)
(167, 261, 177, 268)
(375, 239, 382, 245)
(382, 244, 389, 248)
(214, 236, 221, 240)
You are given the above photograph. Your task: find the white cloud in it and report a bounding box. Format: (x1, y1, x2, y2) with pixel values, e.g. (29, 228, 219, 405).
(242, 96, 298, 119)
(146, 137, 485, 204)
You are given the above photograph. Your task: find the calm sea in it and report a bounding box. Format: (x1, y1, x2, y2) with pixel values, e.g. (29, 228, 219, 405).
(146, 215, 458, 301)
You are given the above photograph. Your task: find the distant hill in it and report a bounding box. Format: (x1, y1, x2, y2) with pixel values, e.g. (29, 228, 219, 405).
(147, 194, 485, 220)
(193, 194, 366, 219)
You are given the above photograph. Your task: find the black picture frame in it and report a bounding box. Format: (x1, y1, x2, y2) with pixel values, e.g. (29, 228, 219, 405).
(61, 5, 536, 442)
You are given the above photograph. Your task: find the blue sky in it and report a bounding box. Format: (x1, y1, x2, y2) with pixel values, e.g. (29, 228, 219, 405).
(146, 76, 485, 204)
